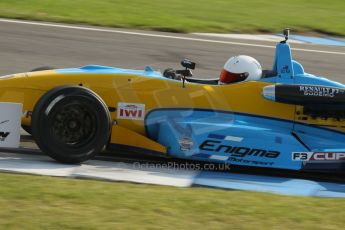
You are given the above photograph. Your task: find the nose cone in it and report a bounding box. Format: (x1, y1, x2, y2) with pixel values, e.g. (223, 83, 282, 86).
(262, 85, 276, 101)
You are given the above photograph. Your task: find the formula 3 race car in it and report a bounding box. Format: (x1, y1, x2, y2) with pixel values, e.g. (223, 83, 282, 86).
(0, 29, 345, 172)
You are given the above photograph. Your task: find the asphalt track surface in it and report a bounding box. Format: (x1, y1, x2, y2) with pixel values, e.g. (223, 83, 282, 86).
(0, 19, 345, 183)
(0, 19, 344, 81)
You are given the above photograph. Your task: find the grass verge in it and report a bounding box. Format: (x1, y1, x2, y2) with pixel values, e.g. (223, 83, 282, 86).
(0, 0, 344, 36)
(0, 172, 344, 229)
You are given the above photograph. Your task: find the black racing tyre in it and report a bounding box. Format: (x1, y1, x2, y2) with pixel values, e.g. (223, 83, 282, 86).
(22, 125, 32, 135)
(31, 85, 111, 164)
(22, 66, 57, 135)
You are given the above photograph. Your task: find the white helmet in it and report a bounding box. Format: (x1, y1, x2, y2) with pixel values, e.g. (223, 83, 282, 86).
(219, 55, 262, 84)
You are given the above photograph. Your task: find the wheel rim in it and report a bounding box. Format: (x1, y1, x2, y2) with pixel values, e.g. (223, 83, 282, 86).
(49, 101, 97, 147)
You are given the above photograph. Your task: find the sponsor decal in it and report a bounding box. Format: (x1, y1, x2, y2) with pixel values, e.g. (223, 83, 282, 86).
(0, 132, 10, 141)
(0, 120, 9, 125)
(199, 139, 280, 159)
(0, 103, 21, 148)
(292, 152, 345, 161)
(229, 157, 274, 166)
(299, 86, 342, 98)
(0, 120, 10, 141)
(117, 102, 145, 120)
(178, 137, 193, 151)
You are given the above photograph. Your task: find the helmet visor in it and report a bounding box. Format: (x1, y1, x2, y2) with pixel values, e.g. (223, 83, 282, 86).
(220, 70, 249, 84)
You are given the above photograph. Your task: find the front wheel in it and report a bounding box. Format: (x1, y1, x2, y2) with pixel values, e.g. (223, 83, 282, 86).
(22, 66, 57, 135)
(31, 86, 111, 163)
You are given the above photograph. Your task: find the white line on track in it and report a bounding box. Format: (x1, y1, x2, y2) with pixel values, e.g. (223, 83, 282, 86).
(1, 18, 344, 56)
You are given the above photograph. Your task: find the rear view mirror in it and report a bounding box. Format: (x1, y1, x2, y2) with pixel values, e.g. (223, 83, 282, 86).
(282, 28, 290, 43)
(181, 59, 196, 70)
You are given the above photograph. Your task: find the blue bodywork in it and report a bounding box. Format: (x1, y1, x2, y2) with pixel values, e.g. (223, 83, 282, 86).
(58, 41, 345, 171)
(146, 109, 304, 170)
(145, 108, 345, 171)
(144, 42, 345, 171)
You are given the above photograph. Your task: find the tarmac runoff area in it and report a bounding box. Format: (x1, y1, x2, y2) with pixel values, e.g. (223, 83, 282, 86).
(0, 134, 345, 198)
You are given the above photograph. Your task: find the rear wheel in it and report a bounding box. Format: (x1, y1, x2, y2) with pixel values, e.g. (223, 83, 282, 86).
(22, 125, 32, 135)
(32, 86, 111, 163)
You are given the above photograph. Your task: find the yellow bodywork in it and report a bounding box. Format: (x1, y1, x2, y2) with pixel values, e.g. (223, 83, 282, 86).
(0, 70, 343, 154)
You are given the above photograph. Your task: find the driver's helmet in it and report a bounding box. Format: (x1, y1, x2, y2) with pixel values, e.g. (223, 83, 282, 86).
(219, 55, 262, 84)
